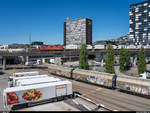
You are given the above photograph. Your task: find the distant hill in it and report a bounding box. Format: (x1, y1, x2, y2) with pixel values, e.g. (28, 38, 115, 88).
(93, 35, 129, 45)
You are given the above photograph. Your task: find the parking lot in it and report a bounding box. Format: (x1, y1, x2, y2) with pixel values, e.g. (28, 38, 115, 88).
(0, 74, 9, 111)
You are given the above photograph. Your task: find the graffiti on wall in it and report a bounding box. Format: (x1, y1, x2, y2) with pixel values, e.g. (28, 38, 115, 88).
(56, 70, 68, 76)
(87, 75, 109, 86)
(78, 76, 87, 81)
(56, 70, 62, 75)
(124, 84, 148, 95)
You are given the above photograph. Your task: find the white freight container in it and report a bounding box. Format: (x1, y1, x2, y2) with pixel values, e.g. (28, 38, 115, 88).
(3, 81, 72, 108)
(117, 45, 127, 49)
(8, 75, 50, 87)
(13, 71, 39, 77)
(127, 45, 136, 49)
(8, 49, 25, 53)
(66, 45, 78, 49)
(16, 77, 61, 87)
(87, 45, 93, 49)
(94, 45, 105, 49)
(112, 45, 117, 49)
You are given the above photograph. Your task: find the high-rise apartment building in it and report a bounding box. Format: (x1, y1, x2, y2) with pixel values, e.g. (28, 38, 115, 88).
(129, 0, 150, 45)
(64, 18, 92, 46)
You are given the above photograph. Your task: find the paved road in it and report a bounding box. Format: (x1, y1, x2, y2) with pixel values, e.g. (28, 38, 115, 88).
(1, 67, 150, 111)
(0, 74, 9, 111)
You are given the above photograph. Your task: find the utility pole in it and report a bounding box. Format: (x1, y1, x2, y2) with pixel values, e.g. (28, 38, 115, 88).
(29, 32, 32, 51)
(29, 32, 31, 45)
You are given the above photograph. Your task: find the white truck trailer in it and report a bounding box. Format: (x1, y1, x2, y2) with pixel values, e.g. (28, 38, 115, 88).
(8, 71, 40, 87)
(8, 75, 51, 87)
(15, 77, 61, 87)
(3, 80, 72, 109)
(13, 71, 39, 77)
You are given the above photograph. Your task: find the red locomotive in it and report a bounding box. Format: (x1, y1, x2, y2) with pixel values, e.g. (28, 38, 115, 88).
(40, 45, 64, 51)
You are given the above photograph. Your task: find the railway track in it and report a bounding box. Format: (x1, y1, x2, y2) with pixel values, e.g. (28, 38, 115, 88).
(72, 80, 150, 109)
(8, 68, 150, 111)
(42, 70, 150, 111)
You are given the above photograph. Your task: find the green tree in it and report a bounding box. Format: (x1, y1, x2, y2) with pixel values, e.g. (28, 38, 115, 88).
(79, 44, 89, 70)
(104, 44, 115, 74)
(137, 47, 147, 74)
(119, 48, 131, 72)
(119, 47, 125, 72)
(125, 49, 131, 70)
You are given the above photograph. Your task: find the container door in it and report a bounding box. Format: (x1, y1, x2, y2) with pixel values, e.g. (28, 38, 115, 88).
(56, 85, 67, 97)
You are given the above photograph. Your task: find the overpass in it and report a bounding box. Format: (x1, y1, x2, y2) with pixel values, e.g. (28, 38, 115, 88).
(0, 49, 150, 56)
(0, 49, 150, 70)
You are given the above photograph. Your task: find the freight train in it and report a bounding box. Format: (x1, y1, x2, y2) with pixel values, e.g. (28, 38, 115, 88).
(48, 64, 150, 98)
(38, 44, 150, 51)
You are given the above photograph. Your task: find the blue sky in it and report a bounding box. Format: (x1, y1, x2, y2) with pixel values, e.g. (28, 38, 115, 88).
(0, 0, 146, 45)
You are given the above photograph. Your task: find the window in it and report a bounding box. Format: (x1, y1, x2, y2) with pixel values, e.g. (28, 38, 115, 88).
(144, 3, 148, 6)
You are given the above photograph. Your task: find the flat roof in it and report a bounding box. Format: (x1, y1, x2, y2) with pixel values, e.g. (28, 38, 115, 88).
(65, 18, 92, 23)
(130, 0, 148, 6)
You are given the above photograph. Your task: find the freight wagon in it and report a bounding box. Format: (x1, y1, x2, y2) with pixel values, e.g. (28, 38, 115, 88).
(48, 64, 116, 88)
(48, 64, 73, 78)
(15, 77, 61, 87)
(8, 75, 49, 87)
(3, 80, 73, 109)
(48, 64, 150, 97)
(116, 75, 150, 96)
(73, 69, 116, 88)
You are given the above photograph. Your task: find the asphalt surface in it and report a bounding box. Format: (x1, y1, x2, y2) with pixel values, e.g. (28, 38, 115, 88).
(1, 66, 150, 111)
(0, 74, 9, 111)
(43, 68, 150, 111)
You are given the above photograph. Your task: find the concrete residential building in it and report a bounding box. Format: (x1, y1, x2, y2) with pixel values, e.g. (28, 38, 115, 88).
(129, 0, 150, 45)
(64, 18, 92, 47)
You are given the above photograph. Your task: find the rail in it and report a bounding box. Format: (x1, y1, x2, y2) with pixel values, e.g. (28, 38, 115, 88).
(74, 93, 112, 111)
